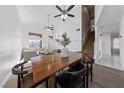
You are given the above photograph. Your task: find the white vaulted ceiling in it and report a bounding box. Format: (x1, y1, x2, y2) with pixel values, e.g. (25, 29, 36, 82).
(16, 5, 80, 25)
(97, 5, 124, 26)
(96, 5, 124, 33)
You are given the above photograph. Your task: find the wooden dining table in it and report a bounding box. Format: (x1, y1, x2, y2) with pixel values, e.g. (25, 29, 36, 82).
(31, 52, 82, 88)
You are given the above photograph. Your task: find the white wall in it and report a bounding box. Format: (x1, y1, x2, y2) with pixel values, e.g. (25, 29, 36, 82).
(94, 26, 112, 64)
(94, 5, 104, 62)
(0, 6, 23, 87)
(98, 30, 103, 58)
(102, 33, 111, 55)
(95, 5, 104, 25)
(120, 15, 124, 70)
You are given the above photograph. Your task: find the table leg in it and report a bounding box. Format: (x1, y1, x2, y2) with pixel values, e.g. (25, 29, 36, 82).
(48, 74, 56, 88)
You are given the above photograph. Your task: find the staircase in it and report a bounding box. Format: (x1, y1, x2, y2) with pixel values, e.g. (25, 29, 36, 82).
(82, 5, 95, 57)
(83, 31, 95, 57)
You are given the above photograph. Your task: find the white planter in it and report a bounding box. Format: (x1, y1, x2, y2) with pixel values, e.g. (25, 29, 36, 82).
(61, 47, 69, 57)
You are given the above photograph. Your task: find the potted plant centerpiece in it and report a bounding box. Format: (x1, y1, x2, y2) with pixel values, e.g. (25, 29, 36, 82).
(56, 32, 71, 57)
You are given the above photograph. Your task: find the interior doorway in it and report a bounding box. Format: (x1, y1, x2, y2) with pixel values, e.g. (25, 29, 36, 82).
(111, 33, 120, 55)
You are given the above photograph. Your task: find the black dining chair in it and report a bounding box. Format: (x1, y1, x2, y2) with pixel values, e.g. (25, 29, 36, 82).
(56, 62, 86, 88)
(12, 62, 49, 88)
(81, 57, 95, 87)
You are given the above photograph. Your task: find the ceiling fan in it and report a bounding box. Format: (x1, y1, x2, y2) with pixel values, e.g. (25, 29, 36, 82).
(43, 14, 54, 31)
(54, 5, 75, 21)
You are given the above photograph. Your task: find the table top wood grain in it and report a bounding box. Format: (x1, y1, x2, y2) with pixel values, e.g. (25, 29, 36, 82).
(31, 52, 82, 83)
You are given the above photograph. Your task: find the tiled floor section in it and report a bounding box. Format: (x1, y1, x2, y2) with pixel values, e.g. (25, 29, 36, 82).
(97, 53, 122, 70)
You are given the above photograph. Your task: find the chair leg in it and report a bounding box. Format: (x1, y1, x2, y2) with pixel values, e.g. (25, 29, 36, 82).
(83, 77, 85, 88)
(86, 73, 89, 88)
(55, 78, 57, 88)
(21, 64, 24, 78)
(45, 80, 48, 88)
(91, 64, 93, 83)
(86, 64, 89, 88)
(91, 73, 93, 83)
(18, 75, 21, 88)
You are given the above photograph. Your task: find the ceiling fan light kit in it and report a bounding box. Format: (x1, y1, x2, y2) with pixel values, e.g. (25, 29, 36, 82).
(61, 14, 68, 19)
(54, 5, 75, 21)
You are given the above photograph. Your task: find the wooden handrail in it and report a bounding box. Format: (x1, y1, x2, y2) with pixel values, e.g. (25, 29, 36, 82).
(82, 25, 91, 41)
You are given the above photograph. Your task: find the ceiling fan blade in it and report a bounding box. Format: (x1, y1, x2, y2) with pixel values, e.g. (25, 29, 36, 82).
(67, 14, 75, 17)
(43, 26, 54, 31)
(50, 27, 54, 29)
(66, 5, 75, 12)
(56, 5, 63, 12)
(54, 14, 62, 17)
(50, 28, 54, 31)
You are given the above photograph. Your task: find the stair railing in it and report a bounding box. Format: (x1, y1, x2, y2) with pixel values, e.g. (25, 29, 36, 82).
(82, 25, 91, 41)
(82, 25, 91, 51)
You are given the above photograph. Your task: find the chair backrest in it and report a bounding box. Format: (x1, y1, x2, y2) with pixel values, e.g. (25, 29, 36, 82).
(70, 62, 85, 71)
(67, 63, 86, 78)
(57, 62, 86, 88)
(52, 49, 61, 53)
(12, 62, 28, 75)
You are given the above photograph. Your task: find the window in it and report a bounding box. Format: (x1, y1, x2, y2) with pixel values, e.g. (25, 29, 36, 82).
(113, 38, 119, 49)
(29, 32, 42, 48)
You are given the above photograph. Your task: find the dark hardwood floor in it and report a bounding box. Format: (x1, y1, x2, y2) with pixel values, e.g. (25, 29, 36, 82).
(89, 64, 124, 88)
